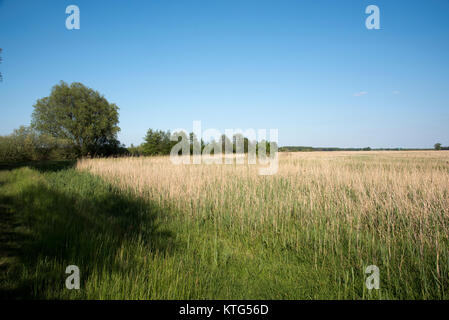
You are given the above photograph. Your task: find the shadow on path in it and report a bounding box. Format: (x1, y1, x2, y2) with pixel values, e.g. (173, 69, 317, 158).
(0, 160, 76, 173)
(0, 168, 175, 299)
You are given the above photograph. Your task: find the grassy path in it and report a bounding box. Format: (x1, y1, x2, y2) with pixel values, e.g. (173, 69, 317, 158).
(0, 166, 174, 299)
(0, 174, 27, 298)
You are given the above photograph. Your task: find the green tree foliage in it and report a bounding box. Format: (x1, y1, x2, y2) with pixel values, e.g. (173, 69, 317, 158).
(127, 143, 145, 156)
(188, 132, 203, 155)
(142, 129, 175, 155)
(434, 143, 449, 150)
(170, 131, 190, 156)
(31, 81, 122, 157)
(220, 134, 233, 154)
(232, 134, 249, 153)
(134, 129, 277, 157)
(0, 126, 75, 162)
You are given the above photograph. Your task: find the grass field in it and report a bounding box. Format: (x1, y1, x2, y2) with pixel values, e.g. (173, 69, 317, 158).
(1, 151, 449, 299)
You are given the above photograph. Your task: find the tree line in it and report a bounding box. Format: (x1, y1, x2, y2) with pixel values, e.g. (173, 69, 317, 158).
(279, 146, 373, 152)
(129, 129, 277, 157)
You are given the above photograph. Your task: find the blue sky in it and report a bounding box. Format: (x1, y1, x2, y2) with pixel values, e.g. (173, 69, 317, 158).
(1, 0, 448, 148)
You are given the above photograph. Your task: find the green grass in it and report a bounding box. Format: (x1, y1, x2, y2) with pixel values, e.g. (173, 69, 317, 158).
(0, 162, 447, 299)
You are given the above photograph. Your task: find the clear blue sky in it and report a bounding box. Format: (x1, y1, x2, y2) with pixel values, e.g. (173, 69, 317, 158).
(1, 0, 448, 148)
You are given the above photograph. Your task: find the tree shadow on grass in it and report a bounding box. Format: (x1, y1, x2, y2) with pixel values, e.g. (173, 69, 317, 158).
(0, 170, 175, 299)
(0, 160, 76, 172)
(0, 160, 76, 173)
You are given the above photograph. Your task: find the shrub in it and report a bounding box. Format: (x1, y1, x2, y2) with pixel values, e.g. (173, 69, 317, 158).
(0, 126, 76, 162)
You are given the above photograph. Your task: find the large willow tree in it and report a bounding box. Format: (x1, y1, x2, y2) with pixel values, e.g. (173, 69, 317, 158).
(31, 81, 121, 157)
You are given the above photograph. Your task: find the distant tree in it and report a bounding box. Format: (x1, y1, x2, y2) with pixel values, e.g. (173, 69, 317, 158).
(141, 129, 177, 155)
(143, 129, 166, 155)
(143, 129, 161, 155)
(221, 134, 233, 154)
(256, 139, 268, 156)
(189, 132, 201, 155)
(434, 143, 442, 150)
(232, 133, 247, 153)
(31, 81, 121, 157)
(127, 143, 145, 156)
(170, 131, 190, 156)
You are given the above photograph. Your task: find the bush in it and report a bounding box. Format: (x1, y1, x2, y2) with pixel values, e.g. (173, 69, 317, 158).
(0, 126, 76, 162)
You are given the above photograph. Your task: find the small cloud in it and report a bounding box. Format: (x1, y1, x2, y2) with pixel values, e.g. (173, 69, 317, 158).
(393, 90, 400, 95)
(353, 91, 368, 97)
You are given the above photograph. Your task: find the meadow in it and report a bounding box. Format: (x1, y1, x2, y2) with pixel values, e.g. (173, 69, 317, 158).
(1, 151, 449, 299)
